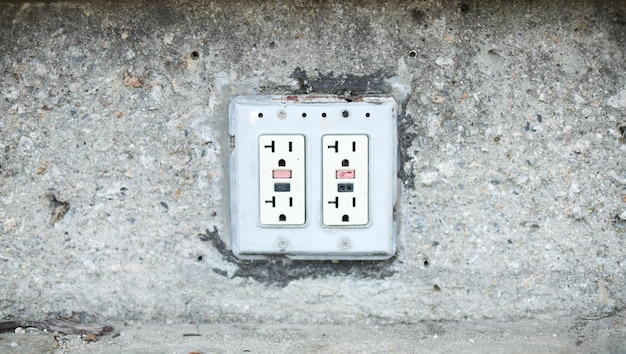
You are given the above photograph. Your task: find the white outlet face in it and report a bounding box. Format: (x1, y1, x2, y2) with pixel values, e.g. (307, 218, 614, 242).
(229, 95, 397, 260)
(259, 135, 305, 225)
(322, 135, 369, 226)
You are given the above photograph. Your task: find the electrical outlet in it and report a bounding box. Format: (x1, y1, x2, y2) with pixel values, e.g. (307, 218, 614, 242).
(322, 135, 368, 226)
(259, 135, 305, 225)
(229, 95, 397, 260)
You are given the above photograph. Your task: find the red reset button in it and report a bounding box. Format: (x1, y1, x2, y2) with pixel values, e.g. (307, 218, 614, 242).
(272, 170, 292, 179)
(336, 170, 355, 179)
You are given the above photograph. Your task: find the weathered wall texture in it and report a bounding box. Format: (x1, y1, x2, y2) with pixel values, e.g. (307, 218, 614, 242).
(0, 0, 625, 324)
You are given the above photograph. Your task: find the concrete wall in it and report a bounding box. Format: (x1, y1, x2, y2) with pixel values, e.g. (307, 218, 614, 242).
(1, 0, 625, 324)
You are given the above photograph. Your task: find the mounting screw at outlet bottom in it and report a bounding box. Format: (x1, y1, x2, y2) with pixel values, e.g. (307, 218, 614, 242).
(340, 238, 351, 249)
(278, 239, 288, 250)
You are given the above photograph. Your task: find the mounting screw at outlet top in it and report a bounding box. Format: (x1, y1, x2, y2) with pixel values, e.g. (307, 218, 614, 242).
(277, 110, 287, 120)
(340, 238, 351, 249)
(278, 239, 288, 249)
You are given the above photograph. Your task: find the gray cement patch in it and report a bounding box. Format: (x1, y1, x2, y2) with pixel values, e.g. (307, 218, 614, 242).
(198, 226, 397, 287)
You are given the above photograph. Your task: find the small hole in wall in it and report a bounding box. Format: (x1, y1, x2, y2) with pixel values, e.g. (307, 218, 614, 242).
(302, 113, 307, 118)
(190, 51, 200, 60)
(258, 112, 263, 118)
(365, 113, 370, 117)
(342, 110, 349, 118)
(433, 284, 441, 292)
(423, 259, 430, 267)
(322, 112, 327, 118)
(408, 50, 417, 58)
(197, 255, 204, 262)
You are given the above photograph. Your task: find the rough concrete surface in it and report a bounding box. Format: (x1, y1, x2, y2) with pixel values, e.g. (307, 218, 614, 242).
(0, 0, 625, 343)
(0, 331, 58, 353)
(1, 316, 625, 353)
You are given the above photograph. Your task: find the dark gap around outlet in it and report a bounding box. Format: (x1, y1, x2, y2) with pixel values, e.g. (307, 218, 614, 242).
(210, 68, 398, 285)
(289, 67, 392, 97)
(198, 226, 397, 287)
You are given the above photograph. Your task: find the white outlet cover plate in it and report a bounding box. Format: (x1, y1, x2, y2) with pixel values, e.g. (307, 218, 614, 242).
(229, 95, 397, 260)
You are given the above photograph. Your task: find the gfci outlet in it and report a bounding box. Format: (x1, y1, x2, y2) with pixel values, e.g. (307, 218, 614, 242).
(229, 95, 397, 260)
(322, 135, 369, 226)
(259, 135, 306, 225)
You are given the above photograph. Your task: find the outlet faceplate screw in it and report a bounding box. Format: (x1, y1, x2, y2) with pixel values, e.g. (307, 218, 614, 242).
(278, 239, 288, 249)
(340, 239, 351, 249)
(277, 110, 287, 120)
